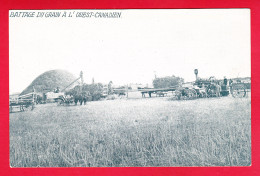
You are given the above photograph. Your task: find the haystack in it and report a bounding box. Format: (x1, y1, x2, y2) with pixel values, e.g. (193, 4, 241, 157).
(20, 70, 77, 95)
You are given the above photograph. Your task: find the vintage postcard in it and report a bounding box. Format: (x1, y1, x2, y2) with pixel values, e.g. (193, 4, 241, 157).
(9, 9, 251, 167)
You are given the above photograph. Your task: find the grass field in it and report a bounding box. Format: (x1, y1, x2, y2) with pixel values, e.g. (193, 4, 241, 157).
(9, 95, 251, 167)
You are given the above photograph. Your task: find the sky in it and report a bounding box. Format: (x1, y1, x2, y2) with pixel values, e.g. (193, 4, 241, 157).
(9, 9, 250, 93)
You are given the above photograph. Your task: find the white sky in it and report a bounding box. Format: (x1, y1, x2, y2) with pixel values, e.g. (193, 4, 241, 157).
(9, 9, 250, 93)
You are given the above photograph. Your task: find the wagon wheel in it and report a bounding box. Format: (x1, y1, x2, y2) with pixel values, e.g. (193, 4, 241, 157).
(56, 98, 64, 106)
(23, 103, 31, 111)
(208, 90, 216, 97)
(186, 89, 197, 99)
(65, 98, 74, 105)
(182, 89, 196, 100)
(231, 83, 246, 98)
(206, 85, 216, 98)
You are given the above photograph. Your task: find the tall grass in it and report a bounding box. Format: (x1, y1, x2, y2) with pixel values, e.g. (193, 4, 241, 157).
(10, 96, 251, 167)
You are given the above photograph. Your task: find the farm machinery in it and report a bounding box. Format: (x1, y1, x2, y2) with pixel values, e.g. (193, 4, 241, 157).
(55, 71, 104, 105)
(57, 90, 91, 106)
(230, 82, 248, 98)
(9, 88, 37, 113)
(175, 69, 248, 100)
(55, 71, 87, 105)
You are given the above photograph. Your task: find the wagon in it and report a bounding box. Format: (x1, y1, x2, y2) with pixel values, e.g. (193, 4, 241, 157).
(9, 92, 37, 113)
(174, 79, 248, 100)
(230, 82, 247, 98)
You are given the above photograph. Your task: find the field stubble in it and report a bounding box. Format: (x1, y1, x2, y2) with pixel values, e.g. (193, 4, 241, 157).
(10, 96, 251, 167)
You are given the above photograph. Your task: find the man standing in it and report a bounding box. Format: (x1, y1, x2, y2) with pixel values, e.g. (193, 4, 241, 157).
(216, 83, 221, 97)
(224, 77, 228, 86)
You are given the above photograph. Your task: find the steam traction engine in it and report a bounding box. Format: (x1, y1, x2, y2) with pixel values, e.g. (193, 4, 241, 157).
(175, 69, 248, 100)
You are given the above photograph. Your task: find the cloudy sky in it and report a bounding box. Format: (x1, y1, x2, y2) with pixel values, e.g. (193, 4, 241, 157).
(9, 9, 250, 93)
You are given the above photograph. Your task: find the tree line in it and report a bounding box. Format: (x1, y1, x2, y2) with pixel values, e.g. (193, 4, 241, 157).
(153, 75, 184, 88)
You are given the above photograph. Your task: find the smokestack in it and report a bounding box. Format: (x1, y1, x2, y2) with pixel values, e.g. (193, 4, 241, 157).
(194, 69, 198, 80)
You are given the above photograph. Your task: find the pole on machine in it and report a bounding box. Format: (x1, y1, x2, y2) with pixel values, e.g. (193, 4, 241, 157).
(80, 71, 84, 93)
(80, 71, 84, 86)
(194, 69, 198, 81)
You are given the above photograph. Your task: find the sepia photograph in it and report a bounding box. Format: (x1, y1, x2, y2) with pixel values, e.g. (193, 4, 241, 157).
(9, 9, 251, 167)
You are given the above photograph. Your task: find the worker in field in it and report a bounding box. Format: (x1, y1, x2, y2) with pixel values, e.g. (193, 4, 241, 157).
(148, 92, 152, 98)
(209, 82, 216, 97)
(224, 77, 228, 86)
(222, 77, 228, 96)
(82, 91, 88, 105)
(216, 82, 221, 97)
(54, 87, 60, 93)
(200, 83, 207, 98)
